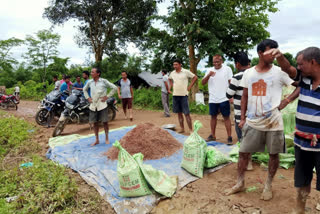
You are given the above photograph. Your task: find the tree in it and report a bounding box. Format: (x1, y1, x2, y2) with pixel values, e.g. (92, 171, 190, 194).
(145, 0, 279, 100)
(44, 0, 159, 63)
(24, 30, 60, 83)
(0, 37, 24, 71)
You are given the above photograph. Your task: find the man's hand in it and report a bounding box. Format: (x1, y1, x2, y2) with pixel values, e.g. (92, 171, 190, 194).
(229, 98, 234, 104)
(238, 119, 246, 129)
(187, 86, 192, 91)
(264, 48, 282, 58)
(101, 96, 108, 102)
(88, 98, 93, 103)
(168, 90, 172, 94)
(119, 95, 122, 99)
(209, 71, 216, 77)
(278, 99, 290, 111)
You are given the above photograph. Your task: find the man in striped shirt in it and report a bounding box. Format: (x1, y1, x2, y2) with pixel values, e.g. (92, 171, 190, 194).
(268, 47, 320, 214)
(226, 52, 250, 141)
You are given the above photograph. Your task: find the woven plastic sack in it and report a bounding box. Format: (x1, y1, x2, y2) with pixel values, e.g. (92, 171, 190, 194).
(205, 146, 230, 168)
(133, 153, 178, 197)
(114, 141, 152, 197)
(181, 120, 207, 178)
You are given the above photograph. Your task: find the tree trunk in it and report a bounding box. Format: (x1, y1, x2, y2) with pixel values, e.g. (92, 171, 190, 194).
(94, 48, 103, 64)
(188, 44, 199, 102)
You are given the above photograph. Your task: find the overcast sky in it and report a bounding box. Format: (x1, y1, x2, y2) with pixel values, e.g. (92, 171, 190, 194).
(0, 0, 319, 69)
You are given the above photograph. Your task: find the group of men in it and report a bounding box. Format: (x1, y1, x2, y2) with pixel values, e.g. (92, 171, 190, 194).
(164, 39, 319, 213)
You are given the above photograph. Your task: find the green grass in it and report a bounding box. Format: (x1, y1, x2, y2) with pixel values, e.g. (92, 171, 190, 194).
(0, 111, 111, 213)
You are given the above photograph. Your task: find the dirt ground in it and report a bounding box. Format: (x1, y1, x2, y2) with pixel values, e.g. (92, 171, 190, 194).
(8, 100, 320, 214)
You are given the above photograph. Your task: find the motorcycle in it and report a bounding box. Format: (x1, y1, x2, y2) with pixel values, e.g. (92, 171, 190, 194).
(0, 94, 19, 110)
(35, 90, 66, 126)
(52, 90, 117, 137)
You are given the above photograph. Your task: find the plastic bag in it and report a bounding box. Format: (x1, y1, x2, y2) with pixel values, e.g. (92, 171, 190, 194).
(282, 86, 298, 135)
(205, 146, 230, 168)
(181, 120, 207, 178)
(114, 141, 152, 197)
(133, 153, 178, 197)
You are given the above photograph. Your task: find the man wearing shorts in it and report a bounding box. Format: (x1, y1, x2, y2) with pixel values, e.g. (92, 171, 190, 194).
(226, 39, 295, 201)
(83, 67, 117, 146)
(202, 54, 233, 144)
(169, 59, 198, 133)
(268, 47, 320, 213)
(117, 71, 134, 121)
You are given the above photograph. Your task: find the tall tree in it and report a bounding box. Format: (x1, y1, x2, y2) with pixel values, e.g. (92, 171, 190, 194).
(24, 30, 60, 83)
(0, 37, 24, 71)
(44, 0, 159, 63)
(145, 0, 279, 100)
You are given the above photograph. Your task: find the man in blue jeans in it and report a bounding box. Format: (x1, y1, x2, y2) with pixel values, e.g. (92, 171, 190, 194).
(202, 54, 233, 144)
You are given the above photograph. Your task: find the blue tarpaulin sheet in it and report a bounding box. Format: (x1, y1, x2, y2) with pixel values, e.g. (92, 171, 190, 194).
(46, 126, 235, 214)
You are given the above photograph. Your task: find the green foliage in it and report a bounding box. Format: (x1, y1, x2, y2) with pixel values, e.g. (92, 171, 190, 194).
(44, 0, 158, 63)
(0, 113, 34, 159)
(24, 29, 60, 83)
(250, 52, 297, 67)
(0, 156, 78, 214)
(189, 102, 208, 115)
(0, 37, 24, 71)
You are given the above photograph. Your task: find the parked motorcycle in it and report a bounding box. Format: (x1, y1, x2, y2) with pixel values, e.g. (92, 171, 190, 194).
(52, 90, 117, 137)
(35, 90, 66, 126)
(0, 94, 19, 110)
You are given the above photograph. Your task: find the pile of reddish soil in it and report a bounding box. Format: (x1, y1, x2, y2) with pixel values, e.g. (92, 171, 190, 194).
(106, 123, 182, 160)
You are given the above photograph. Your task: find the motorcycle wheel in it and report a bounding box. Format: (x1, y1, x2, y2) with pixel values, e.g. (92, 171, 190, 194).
(0, 103, 8, 110)
(9, 100, 17, 110)
(35, 109, 52, 126)
(107, 107, 116, 121)
(52, 120, 67, 137)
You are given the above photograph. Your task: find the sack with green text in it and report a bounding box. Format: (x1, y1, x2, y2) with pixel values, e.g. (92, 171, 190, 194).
(133, 153, 178, 197)
(181, 120, 207, 178)
(114, 141, 152, 197)
(205, 146, 230, 168)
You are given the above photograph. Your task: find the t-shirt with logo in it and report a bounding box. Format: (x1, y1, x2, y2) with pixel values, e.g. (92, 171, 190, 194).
(205, 65, 233, 103)
(240, 65, 294, 131)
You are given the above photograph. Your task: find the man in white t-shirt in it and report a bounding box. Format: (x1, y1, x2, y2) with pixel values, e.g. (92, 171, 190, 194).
(225, 39, 295, 201)
(202, 54, 233, 144)
(169, 59, 198, 133)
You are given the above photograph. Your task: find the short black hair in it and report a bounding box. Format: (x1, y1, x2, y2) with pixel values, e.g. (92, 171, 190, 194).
(162, 69, 168, 74)
(173, 59, 182, 64)
(302, 47, 320, 64)
(82, 70, 90, 76)
(121, 71, 128, 75)
(65, 75, 70, 79)
(234, 52, 250, 66)
(76, 75, 81, 78)
(92, 67, 101, 76)
(257, 39, 278, 53)
(53, 75, 58, 79)
(62, 74, 66, 80)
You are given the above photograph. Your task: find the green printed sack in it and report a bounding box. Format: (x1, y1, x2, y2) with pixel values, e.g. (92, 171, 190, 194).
(114, 141, 152, 197)
(181, 121, 207, 178)
(205, 146, 230, 168)
(133, 153, 178, 197)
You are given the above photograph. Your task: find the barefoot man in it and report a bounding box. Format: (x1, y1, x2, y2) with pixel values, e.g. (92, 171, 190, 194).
(169, 59, 198, 133)
(226, 39, 295, 200)
(83, 67, 117, 146)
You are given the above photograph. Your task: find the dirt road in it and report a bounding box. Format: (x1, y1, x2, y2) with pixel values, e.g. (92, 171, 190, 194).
(10, 101, 320, 214)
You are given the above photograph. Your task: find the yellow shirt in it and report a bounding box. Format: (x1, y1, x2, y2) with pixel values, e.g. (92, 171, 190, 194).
(169, 68, 195, 96)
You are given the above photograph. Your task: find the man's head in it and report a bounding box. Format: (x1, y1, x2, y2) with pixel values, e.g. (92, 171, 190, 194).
(234, 52, 250, 71)
(82, 70, 90, 79)
(65, 75, 70, 83)
(91, 67, 101, 79)
(297, 47, 320, 77)
(257, 39, 279, 64)
(173, 59, 182, 71)
(213, 54, 223, 69)
(53, 75, 58, 82)
(62, 74, 66, 80)
(162, 69, 168, 76)
(76, 75, 81, 83)
(121, 71, 128, 79)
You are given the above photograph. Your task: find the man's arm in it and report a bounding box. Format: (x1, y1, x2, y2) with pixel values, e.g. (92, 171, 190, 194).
(201, 71, 215, 85)
(164, 81, 171, 94)
(238, 88, 248, 129)
(117, 87, 121, 99)
(106, 81, 118, 97)
(83, 81, 90, 99)
(169, 79, 173, 91)
(226, 77, 238, 99)
(278, 87, 300, 110)
(188, 75, 198, 91)
(264, 48, 297, 79)
(130, 86, 134, 99)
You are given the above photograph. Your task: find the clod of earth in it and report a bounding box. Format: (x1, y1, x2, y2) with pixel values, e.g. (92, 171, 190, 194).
(105, 123, 182, 160)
